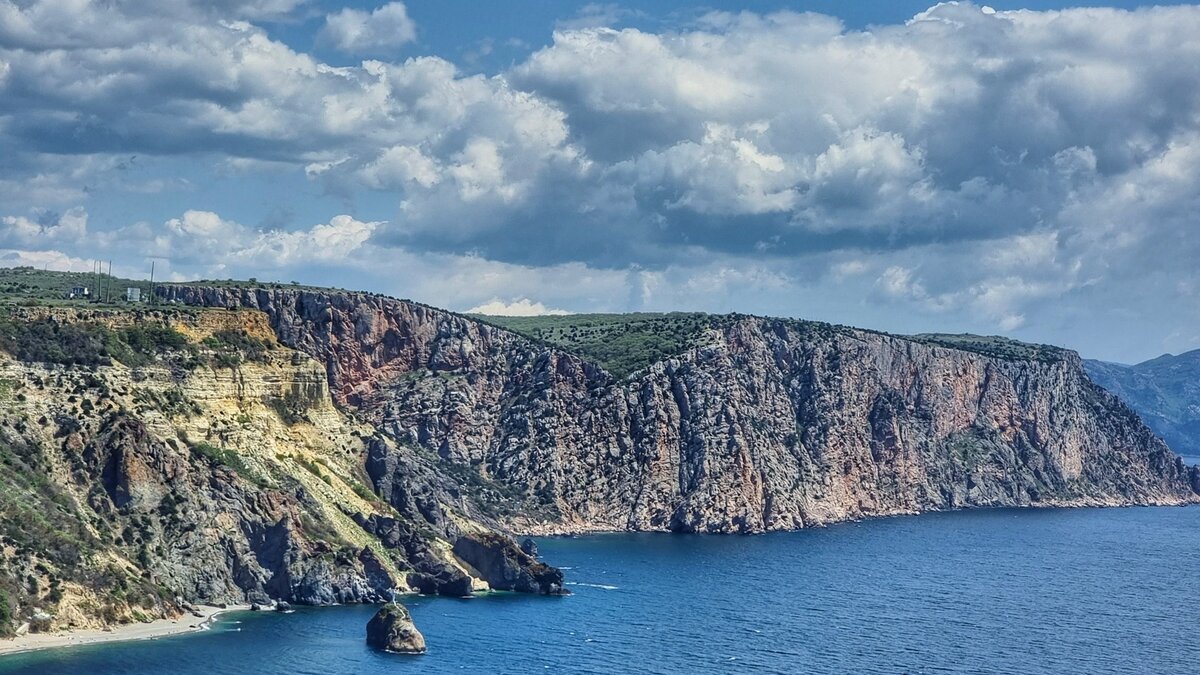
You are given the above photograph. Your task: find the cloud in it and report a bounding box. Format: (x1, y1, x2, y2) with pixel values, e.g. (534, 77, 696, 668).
(0, 207, 88, 247)
(466, 298, 572, 316)
(1, 2, 1199, 359)
(319, 3, 417, 55)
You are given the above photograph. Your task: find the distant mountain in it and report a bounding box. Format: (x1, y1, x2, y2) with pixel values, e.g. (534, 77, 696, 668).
(1085, 351, 1200, 457)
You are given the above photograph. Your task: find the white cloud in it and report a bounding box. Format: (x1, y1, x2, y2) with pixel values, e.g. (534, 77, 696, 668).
(0, 248, 93, 273)
(319, 2, 417, 55)
(1, 2, 1200, 359)
(0, 207, 88, 247)
(466, 298, 572, 316)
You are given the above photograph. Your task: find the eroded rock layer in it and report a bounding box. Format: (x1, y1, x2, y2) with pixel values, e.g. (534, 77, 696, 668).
(0, 306, 555, 636)
(157, 286, 1199, 535)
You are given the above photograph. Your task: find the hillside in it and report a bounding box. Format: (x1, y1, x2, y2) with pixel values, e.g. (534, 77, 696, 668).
(0, 303, 563, 638)
(160, 285, 1198, 535)
(1085, 351, 1200, 457)
(1, 270, 1196, 638)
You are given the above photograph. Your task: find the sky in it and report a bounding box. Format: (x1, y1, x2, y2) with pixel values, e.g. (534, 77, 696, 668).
(1, 1, 1199, 363)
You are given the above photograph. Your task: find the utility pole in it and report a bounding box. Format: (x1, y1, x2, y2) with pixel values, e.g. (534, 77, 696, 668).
(106, 260, 113, 303)
(149, 261, 155, 306)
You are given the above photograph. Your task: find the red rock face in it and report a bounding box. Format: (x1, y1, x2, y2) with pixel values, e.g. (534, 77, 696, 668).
(158, 286, 1200, 534)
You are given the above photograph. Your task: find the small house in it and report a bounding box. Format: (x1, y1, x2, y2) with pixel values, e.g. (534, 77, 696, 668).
(126, 287, 142, 302)
(67, 286, 90, 299)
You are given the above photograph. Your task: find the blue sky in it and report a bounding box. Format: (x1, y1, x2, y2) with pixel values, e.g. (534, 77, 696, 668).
(1, 1, 1199, 363)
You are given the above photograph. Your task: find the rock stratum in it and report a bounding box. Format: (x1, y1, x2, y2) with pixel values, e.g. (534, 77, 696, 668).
(0, 304, 556, 638)
(155, 286, 1200, 537)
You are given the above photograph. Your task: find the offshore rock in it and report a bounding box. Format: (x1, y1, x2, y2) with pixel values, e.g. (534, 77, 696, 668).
(520, 538, 539, 558)
(453, 533, 566, 595)
(366, 603, 426, 654)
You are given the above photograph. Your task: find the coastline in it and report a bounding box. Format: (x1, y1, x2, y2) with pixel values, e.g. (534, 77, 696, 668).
(0, 604, 252, 657)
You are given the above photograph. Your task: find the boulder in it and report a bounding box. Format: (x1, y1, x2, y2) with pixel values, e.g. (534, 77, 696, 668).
(452, 533, 567, 595)
(366, 603, 426, 654)
(407, 566, 474, 597)
(520, 538, 539, 558)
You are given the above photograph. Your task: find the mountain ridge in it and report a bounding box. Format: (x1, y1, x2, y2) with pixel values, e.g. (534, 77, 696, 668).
(1085, 350, 1200, 457)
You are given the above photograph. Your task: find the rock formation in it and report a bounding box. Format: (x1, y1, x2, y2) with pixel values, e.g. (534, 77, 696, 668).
(366, 603, 425, 654)
(453, 533, 566, 595)
(155, 286, 1199, 537)
(0, 306, 561, 636)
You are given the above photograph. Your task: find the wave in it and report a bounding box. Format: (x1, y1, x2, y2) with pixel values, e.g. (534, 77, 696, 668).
(565, 582, 619, 590)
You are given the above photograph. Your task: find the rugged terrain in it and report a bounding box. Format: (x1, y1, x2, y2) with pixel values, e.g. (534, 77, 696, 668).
(0, 303, 561, 639)
(157, 286, 1200, 536)
(1085, 351, 1200, 457)
(2, 271, 1196, 638)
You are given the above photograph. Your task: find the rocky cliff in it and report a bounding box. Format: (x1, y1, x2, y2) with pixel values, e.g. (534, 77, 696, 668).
(0, 306, 558, 637)
(156, 286, 1199, 536)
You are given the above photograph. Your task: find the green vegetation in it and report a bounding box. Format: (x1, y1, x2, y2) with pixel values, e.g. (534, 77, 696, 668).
(0, 590, 11, 637)
(911, 333, 1068, 363)
(0, 314, 134, 367)
(477, 312, 857, 379)
(0, 435, 97, 582)
(478, 312, 720, 379)
(0, 266, 154, 307)
(189, 442, 267, 487)
(269, 390, 310, 425)
(120, 325, 189, 355)
(297, 456, 333, 485)
(0, 312, 193, 368)
(202, 329, 273, 369)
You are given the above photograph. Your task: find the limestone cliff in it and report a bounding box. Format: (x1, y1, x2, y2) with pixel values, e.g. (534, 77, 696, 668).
(0, 306, 555, 637)
(156, 286, 1199, 536)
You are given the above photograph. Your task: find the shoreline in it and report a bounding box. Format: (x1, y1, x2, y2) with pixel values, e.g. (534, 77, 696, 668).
(0, 604, 252, 657)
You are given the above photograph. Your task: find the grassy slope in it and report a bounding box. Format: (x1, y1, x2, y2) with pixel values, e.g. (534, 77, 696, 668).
(0, 266, 347, 308)
(480, 313, 1069, 379)
(911, 333, 1069, 363)
(477, 312, 718, 379)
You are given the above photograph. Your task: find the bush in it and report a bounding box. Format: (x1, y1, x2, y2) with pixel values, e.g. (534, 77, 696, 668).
(120, 325, 189, 355)
(203, 330, 271, 369)
(0, 590, 12, 637)
(190, 442, 267, 487)
(0, 317, 128, 367)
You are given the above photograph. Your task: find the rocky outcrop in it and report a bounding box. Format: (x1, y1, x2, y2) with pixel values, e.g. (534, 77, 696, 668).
(452, 533, 565, 595)
(156, 285, 1200, 536)
(366, 603, 425, 654)
(0, 308, 566, 635)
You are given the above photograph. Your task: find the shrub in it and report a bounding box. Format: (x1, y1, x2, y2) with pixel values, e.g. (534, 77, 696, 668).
(120, 325, 189, 355)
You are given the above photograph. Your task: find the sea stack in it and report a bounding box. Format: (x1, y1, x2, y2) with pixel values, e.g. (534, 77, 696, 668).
(366, 603, 426, 654)
(452, 533, 567, 595)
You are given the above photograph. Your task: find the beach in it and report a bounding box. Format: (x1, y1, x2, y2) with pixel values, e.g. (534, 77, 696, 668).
(0, 605, 251, 657)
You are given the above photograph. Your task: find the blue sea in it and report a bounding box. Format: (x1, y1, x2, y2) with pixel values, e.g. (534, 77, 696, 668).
(2, 506, 1198, 674)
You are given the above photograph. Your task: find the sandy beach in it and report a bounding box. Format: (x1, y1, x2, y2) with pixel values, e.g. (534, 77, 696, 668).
(0, 605, 252, 657)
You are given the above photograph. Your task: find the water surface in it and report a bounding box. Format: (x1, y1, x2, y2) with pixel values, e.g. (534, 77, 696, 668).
(2, 506, 1197, 674)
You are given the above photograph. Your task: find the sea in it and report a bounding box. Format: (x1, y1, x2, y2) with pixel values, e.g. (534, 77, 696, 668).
(2, 505, 1198, 674)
